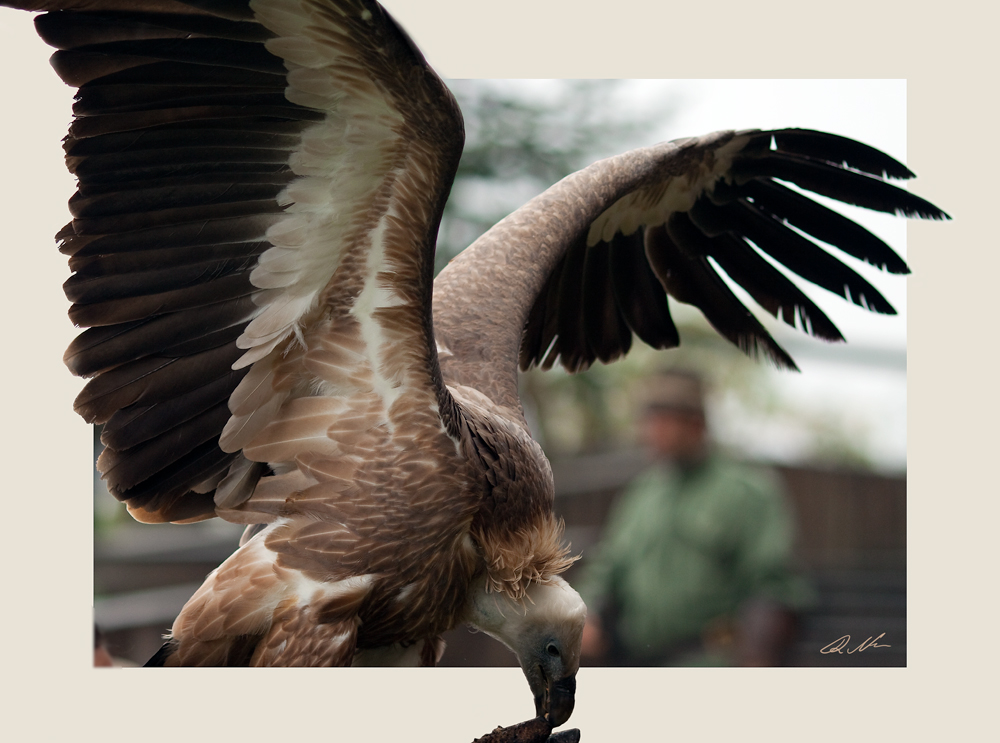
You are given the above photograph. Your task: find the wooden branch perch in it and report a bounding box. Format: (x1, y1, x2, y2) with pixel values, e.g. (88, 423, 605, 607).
(472, 717, 581, 743)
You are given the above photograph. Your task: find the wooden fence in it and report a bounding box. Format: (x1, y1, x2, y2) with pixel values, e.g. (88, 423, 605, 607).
(95, 450, 905, 667)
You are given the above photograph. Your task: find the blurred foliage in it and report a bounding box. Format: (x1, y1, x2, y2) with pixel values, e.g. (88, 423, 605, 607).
(436, 80, 673, 272)
(519, 310, 879, 470)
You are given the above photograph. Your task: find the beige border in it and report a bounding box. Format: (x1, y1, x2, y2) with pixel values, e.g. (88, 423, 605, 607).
(1, 1, 990, 741)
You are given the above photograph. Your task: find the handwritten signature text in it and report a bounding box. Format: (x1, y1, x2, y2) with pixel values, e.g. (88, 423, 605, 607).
(820, 633, 891, 655)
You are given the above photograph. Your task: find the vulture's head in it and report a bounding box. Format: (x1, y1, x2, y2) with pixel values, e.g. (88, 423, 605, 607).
(466, 575, 586, 727)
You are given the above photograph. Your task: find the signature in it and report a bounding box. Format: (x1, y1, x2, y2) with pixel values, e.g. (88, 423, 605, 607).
(820, 633, 891, 655)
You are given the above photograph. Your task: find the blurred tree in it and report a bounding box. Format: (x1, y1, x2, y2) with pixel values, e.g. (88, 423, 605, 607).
(436, 79, 673, 271)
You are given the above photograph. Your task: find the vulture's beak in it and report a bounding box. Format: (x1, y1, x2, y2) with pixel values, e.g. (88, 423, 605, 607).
(532, 668, 577, 727)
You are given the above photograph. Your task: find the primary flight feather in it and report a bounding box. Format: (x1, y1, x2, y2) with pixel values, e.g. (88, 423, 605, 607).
(5, 0, 944, 727)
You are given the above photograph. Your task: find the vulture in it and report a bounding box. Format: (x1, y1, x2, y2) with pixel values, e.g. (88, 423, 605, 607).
(5, 0, 945, 728)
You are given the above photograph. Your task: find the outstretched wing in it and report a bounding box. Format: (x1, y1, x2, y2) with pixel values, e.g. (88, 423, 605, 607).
(432, 129, 947, 414)
(13, 0, 464, 522)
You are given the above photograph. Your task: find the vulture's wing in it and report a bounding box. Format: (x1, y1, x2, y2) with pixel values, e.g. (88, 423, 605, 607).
(432, 129, 947, 414)
(13, 0, 464, 523)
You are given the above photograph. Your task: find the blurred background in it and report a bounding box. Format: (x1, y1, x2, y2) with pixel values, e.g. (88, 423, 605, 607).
(83, 79, 908, 668)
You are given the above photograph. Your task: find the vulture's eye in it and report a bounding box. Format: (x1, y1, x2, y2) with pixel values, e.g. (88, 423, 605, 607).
(546, 643, 560, 657)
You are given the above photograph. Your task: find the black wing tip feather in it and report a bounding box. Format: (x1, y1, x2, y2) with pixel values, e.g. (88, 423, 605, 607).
(738, 128, 950, 223)
(518, 229, 680, 374)
(143, 639, 177, 667)
(757, 128, 916, 180)
(12, 0, 257, 22)
(41, 2, 290, 507)
(735, 333, 799, 373)
(651, 218, 802, 372)
(735, 179, 914, 276)
(180, 0, 256, 21)
(683, 126, 945, 367)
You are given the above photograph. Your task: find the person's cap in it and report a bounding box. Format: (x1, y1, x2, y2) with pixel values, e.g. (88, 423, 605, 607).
(640, 370, 705, 415)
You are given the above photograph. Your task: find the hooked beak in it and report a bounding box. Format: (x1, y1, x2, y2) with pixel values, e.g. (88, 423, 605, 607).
(533, 669, 576, 727)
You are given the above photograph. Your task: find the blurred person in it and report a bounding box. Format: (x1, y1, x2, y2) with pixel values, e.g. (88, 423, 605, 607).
(576, 369, 813, 666)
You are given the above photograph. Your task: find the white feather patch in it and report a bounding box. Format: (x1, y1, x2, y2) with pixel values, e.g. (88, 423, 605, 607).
(179, 534, 375, 640)
(218, 0, 451, 476)
(347, 204, 410, 413)
(233, 0, 406, 373)
(586, 134, 750, 247)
